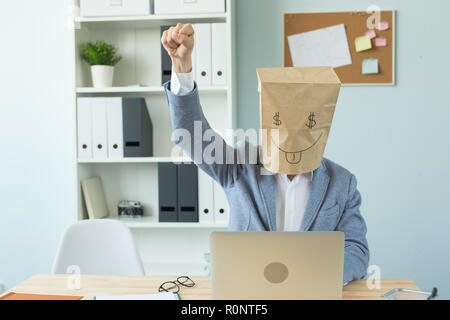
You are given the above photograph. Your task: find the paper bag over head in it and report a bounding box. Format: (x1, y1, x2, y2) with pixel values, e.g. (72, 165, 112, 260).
(257, 67, 341, 175)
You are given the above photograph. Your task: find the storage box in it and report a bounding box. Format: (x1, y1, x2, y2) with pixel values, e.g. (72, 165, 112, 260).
(80, 0, 153, 17)
(154, 0, 225, 15)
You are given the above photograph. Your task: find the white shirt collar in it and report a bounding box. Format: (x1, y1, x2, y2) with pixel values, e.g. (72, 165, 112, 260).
(278, 172, 313, 184)
(259, 166, 314, 182)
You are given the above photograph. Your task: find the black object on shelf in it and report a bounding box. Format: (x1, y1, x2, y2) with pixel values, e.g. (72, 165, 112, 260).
(122, 97, 153, 157)
(118, 200, 144, 218)
(158, 163, 199, 222)
(161, 25, 173, 85)
(158, 162, 178, 222)
(177, 163, 198, 222)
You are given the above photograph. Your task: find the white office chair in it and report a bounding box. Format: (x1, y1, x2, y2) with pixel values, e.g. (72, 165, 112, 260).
(52, 219, 145, 276)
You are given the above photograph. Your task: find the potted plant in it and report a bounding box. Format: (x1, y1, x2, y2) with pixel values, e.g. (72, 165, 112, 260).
(81, 40, 122, 88)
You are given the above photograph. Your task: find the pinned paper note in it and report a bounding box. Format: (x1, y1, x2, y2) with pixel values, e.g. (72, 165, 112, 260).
(362, 59, 379, 74)
(355, 36, 372, 52)
(365, 30, 377, 39)
(287, 24, 352, 68)
(377, 21, 389, 31)
(375, 37, 387, 47)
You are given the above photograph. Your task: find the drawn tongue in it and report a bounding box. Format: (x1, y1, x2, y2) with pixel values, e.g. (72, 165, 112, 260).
(285, 152, 301, 164)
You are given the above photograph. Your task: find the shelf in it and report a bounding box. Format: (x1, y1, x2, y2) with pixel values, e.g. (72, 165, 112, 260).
(75, 13, 227, 28)
(73, 1, 235, 277)
(76, 86, 227, 94)
(78, 157, 192, 164)
(111, 216, 228, 229)
(77, 86, 163, 93)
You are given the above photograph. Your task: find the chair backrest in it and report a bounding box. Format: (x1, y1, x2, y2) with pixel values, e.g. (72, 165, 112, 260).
(52, 219, 145, 276)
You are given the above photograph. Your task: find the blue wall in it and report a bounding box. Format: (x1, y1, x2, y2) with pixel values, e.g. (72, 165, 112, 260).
(0, 0, 76, 290)
(236, 0, 450, 297)
(1, 0, 449, 298)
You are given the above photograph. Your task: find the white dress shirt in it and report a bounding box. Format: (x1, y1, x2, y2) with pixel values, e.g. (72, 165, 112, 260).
(170, 69, 312, 231)
(170, 67, 195, 95)
(275, 173, 312, 231)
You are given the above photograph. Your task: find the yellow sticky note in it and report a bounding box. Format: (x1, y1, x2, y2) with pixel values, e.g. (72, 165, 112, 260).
(355, 36, 372, 52)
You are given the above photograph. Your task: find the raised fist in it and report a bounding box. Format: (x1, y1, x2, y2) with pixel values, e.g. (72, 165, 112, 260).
(161, 23, 195, 73)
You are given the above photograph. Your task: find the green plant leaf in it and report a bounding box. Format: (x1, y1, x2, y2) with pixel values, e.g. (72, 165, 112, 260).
(80, 40, 122, 66)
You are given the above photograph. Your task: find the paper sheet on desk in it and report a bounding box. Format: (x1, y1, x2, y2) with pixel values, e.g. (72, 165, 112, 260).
(95, 292, 179, 300)
(287, 24, 352, 68)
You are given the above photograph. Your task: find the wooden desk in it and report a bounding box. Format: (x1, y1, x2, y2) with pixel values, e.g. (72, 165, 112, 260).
(6, 275, 419, 300)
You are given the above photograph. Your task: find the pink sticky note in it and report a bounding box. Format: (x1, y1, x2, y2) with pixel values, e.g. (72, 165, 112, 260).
(375, 37, 387, 47)
(365, 30, 376, 39)
(377, 21, 389, 31)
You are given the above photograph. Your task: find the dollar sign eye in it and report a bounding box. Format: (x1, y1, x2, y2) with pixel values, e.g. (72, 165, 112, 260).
(306, 112, 316, 129)
(273, 112, 282, 126)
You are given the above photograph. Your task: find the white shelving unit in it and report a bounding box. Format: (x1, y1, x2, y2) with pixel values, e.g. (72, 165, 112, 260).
(78, 157, 191, 164)
(76, 86, 227, 94)
(111, 216, 228, 229)
(75, 12, 227, 27)
(72, 0, 236, 276)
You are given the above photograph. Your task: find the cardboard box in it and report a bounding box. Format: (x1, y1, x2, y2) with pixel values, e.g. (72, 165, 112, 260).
(80, 0, 153, 17)
(154, 0, 225, 15)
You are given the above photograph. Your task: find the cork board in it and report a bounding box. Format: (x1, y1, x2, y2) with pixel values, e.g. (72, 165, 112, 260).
(284, 11, 395, 85)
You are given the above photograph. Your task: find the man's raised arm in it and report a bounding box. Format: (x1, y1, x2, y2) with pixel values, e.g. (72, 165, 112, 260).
(161, 23, 246, 188)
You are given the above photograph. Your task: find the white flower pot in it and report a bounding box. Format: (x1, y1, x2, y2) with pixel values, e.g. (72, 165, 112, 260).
(91, 65, 114, 88)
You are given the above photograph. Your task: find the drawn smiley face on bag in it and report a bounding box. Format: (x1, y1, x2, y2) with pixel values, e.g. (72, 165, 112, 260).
(257, 67, 341, 175)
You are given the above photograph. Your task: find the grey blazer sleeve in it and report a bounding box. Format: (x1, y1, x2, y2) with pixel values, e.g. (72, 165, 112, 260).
(164, 81, 242, 188)
(339, 174, 370, 284)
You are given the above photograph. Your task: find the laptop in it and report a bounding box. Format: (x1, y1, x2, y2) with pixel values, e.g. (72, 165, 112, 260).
(210, 232, 345, 300)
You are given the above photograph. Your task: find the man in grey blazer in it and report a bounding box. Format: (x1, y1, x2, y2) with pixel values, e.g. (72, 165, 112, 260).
(161, 23, 369, 284)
